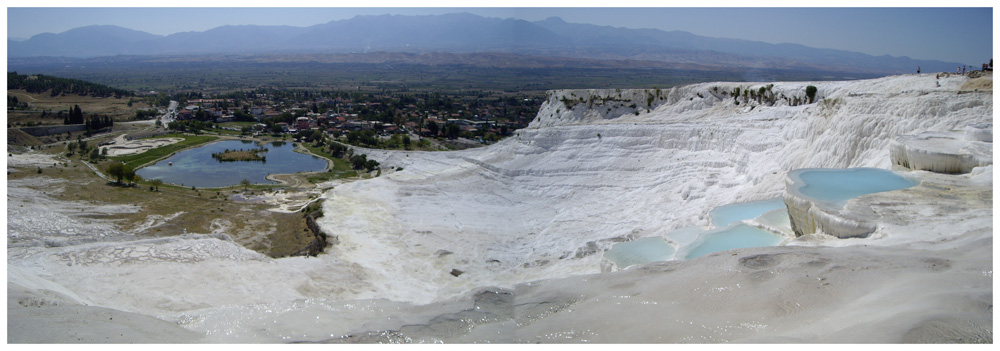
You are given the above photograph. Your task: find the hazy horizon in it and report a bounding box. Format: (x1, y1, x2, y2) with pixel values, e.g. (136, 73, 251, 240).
(5, 5, 994, 65)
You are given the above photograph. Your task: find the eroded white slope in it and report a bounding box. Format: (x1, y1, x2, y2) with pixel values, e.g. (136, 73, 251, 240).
(317, 73, 991, 304)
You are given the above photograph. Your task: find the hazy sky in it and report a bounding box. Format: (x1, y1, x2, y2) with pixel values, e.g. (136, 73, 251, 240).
(5, 2, 994, 65)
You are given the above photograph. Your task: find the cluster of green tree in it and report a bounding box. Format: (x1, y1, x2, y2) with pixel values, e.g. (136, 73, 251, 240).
(147, 92, 173, 107)
(56, 106, 113, 133)
(328, 142, 349, 158)
(425, 120, 508, 142)
(84, 114, 114, 134)
(7, 72, 132, 98)
(349, 154, 380, 172)
(386, 134, 412, 149)
(345, 130, 380, 147)
(339, 130, 431, 150)
(168, 120, 216, 134)
(135, 109, 158, 120)
(295, 129, 326, 144)
(105, 162, 138, 186)
(232, 110, 256, 122)
(66, 136, 108, 161)
(442, 123, 462, 139)
(7, 95, 30, 110)
(63, 105, 86, 124)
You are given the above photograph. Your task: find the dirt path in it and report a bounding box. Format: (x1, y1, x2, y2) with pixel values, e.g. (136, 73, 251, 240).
(8, 90, 38, 102)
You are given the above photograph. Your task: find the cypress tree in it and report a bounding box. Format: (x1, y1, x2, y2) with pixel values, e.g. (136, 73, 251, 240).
(71, 105, 83, 124)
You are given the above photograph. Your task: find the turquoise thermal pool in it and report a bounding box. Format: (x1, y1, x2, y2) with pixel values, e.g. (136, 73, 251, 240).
(710, 198, 787, 227)
(682, 224, 786, 260)
(606, 198, 791, 268)
(602, 237, 677, 269)
(788, 168, 919, 207)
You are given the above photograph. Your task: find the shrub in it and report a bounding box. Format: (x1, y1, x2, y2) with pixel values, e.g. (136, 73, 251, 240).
(806, 86, 818, 104)
(107, 162, 124, 183)
(350, 154, 368, 170)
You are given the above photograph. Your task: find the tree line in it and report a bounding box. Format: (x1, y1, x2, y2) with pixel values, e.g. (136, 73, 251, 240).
(61, 104, 114, 133)
(8, 72, 133, 98)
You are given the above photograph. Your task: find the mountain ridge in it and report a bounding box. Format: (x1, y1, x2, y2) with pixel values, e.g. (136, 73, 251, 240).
(8, 13, 962, 75)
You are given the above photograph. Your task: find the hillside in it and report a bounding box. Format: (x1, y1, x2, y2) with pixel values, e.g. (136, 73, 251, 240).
(7, 128, 44, 148)
(7, 72, 133, 98)
(6, 89, 140, 130)
(7, 73, 992, 343)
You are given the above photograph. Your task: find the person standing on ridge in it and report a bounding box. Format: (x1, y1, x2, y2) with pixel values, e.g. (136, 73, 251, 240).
(917, 66, 921, 74)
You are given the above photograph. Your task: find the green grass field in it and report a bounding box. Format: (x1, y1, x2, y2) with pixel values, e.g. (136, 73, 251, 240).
(301, 142, 359, 182)
(112, 134, 218, 168)
(219, 121, 260, 128)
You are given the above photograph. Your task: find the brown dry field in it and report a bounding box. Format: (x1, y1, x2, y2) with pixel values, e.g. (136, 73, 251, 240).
(7, 89, 153, 126)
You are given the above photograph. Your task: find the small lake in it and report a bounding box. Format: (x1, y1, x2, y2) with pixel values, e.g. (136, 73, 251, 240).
(136, 140, 327, 188)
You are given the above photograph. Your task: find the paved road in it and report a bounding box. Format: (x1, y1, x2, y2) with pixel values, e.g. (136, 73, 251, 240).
(158, 100, 179, 125)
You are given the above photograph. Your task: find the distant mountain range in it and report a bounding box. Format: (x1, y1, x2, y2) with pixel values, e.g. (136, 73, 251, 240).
(8, 13, 961, 75)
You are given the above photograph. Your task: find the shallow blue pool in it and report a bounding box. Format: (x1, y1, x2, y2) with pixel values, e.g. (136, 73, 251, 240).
(790, 168, 918, 207)
(709, 198, 787, 227)
(603, 237, 676, 269)
(683, 224, 786, 260)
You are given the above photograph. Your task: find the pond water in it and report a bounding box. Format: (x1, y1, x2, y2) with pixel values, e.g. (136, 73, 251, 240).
(682, 224, 786, 260)
(602, 168, 916, 268)
(709, 198, 787, 227)
(789, 168, 918, 207)
(136, 140, 327, 188)
(605, 198, 792, 268)
(602, 237, 677, 269)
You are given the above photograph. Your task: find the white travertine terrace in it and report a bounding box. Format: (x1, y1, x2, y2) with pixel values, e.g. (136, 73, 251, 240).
(782, 168, 917, 238)
(889, 123, 992, 174)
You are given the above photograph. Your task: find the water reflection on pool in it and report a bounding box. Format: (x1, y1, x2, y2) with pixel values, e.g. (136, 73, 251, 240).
(136, 140, 327, 188)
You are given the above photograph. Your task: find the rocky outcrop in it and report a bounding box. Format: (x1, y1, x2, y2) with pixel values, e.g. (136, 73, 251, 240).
(295, 210, 332, 257)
